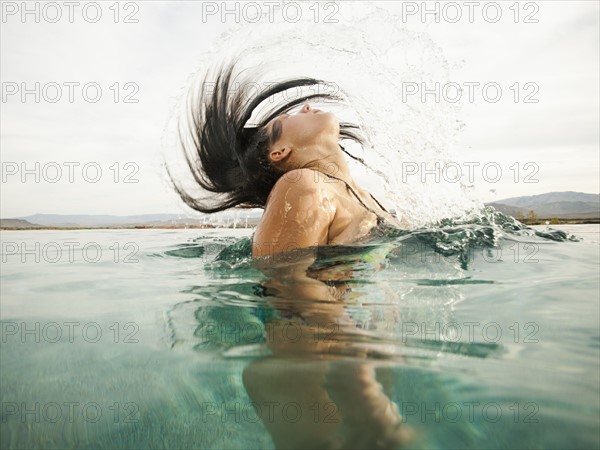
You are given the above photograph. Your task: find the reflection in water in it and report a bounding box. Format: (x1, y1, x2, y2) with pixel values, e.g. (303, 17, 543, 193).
(164, 245, 472, 448)
(163, 213, 573, 449)
(242, 247, 415, 449)
(0, 219, 594, 449)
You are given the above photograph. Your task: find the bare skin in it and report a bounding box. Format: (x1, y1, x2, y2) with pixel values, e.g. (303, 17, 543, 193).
(246, 250, 413, 449)
(252, 103, 402, 258)
(245, 105, 413, 448)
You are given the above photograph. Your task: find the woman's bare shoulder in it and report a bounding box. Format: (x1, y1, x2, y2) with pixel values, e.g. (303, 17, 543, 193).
(252, 169, 336, 258)
(263, 168, 336, 222)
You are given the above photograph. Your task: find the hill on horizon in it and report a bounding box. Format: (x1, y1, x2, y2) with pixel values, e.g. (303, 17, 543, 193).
(1, 211, 263, 228)
(487, 191, 599, 219)
(2, 192, 598, 227)
(0, 219, 43, 229)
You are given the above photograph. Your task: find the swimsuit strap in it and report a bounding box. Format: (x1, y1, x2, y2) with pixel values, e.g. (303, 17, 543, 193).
(319, 172, 388, 225)
(368, 193, 391, 215)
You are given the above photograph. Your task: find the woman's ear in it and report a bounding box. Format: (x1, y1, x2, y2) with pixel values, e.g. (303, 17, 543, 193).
(269, 146, 292, 163)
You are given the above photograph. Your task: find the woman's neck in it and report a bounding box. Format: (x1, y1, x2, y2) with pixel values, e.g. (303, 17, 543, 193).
(303, 150, 362, 192)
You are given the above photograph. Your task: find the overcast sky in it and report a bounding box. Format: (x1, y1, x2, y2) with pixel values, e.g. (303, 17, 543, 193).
(1, 0, 598, 217)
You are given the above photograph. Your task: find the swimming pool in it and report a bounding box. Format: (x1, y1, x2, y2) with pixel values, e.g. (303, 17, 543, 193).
(1, 216, 598, 449)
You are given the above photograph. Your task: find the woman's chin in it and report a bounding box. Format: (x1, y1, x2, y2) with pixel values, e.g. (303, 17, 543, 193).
(322, 111, 340, 130)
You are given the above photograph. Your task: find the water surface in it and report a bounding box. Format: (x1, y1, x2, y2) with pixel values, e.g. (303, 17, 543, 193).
(1, 218, 598, 449)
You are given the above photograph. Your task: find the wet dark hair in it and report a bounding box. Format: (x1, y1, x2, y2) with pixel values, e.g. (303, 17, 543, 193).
(169, 59, 367, 213)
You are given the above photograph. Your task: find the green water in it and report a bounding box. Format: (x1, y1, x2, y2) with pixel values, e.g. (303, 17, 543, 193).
(0, 214, 598, 449)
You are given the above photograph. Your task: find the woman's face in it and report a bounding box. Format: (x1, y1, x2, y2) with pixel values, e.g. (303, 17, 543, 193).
(266, 103, 340, 167)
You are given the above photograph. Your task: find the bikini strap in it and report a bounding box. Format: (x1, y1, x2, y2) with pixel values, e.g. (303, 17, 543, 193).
(319, 172, 387, 225)
(369, 193, 391, 214)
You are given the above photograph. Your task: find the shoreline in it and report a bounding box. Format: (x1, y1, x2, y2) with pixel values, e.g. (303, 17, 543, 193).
(518, 218, 600, 225)
(0, 225, 254, 231)
(1, 219, 598, 231)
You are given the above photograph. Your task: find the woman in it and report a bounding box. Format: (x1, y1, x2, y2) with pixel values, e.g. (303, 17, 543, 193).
(171, 61, 413, 448)
(170, 60, 403, 259)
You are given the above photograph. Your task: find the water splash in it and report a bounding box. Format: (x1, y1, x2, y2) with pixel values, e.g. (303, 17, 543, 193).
(161, 208, 579, 362)
(164, 209, 575, 272)
(166, 1, 479, 227)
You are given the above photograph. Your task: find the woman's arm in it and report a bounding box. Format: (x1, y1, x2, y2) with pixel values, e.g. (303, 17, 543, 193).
(252, 168, 336, 258)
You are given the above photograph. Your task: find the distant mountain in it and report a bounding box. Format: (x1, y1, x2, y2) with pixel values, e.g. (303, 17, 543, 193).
(6, 191, 597, 228)
(487, 191, 600, 219)
(0, 219, 42, 229)
(1, 211, 263, 228)
(494, 191, 599, 208)
(17, 213, 191, 227)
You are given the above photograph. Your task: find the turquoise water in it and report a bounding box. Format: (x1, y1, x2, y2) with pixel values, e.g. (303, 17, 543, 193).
(1, 212, 598, 449)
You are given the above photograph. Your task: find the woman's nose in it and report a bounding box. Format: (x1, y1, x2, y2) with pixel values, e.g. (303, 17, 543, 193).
(300, 103, 311, 113)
